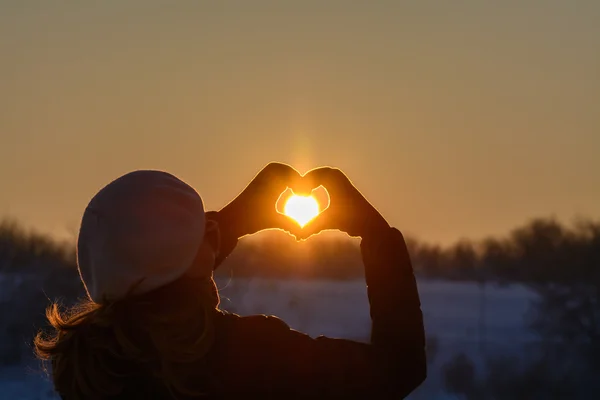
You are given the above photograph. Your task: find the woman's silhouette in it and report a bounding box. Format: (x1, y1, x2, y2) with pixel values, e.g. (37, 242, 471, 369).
(35, 163, 426, 399)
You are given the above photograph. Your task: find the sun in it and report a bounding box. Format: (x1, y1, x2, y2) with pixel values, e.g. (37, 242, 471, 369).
(283, 195, 320, 227)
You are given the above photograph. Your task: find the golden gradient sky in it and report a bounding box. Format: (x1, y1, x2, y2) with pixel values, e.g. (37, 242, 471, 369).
(1, 1, 599, 245)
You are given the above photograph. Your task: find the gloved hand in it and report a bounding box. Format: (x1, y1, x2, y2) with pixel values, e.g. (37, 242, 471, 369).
(291, 166, 390, 240)
(207, 162, 303, 247)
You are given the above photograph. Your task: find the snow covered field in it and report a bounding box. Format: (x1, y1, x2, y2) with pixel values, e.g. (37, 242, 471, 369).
(1, 278, 538, 399)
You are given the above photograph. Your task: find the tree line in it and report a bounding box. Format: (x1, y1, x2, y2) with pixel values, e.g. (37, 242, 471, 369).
(215, 216, 600, 287)
(2, 216, 599, 286)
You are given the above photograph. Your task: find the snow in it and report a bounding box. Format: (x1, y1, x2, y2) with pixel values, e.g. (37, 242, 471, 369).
(0, 278, 538, 399)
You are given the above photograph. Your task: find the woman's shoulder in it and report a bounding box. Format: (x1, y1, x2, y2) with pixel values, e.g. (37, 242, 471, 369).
(214, 309, 290, 335)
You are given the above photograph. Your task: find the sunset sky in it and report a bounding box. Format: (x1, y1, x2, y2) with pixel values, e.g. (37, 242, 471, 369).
(1, 1, 598, 245)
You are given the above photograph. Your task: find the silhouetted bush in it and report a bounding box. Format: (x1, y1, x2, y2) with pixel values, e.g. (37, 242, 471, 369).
(441, 348, 599, 399)
(436, 217, 600, 398)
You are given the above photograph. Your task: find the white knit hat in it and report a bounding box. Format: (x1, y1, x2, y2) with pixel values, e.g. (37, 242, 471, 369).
(76, 170, 206, 303)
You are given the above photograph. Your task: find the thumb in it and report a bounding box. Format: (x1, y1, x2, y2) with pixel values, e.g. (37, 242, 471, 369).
(296, 208, 335, 240)
(272, 212, 304, 239)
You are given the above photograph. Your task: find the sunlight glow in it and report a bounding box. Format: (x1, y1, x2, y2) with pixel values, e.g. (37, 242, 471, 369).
(283, 195, 320, 227)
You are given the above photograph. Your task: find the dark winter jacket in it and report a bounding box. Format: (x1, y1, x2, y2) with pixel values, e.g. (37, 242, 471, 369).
(63, 227, 426, 399)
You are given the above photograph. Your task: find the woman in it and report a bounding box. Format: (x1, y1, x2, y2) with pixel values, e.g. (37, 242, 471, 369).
(35, 162, 426, 399)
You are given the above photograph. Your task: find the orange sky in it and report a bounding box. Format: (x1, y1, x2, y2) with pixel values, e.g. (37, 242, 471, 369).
(1, 1, 599, 245)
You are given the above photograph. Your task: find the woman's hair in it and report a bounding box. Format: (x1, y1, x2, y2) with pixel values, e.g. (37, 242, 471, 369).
(34, 274, 220, 399)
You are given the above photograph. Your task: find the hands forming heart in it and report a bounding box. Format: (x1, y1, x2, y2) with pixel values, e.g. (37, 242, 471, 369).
(277, 186, 328, 228)
(210, 163, 389, 242)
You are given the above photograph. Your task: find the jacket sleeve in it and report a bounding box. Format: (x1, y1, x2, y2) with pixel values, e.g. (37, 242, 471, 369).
(205, 211, 239, 271)
(240, 227, 426, 398)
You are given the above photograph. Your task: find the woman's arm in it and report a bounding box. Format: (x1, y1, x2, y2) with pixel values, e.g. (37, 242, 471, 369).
(212, 225, 425, 398)
(208, 165, 426, 397)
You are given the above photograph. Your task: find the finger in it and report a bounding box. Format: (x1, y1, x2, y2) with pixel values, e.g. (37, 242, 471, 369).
(294, 166, 350, 196)
(295, 208, 337, 240)
(257, 162, 303, 194)
(270, 212, 304, 239)
(261, 162, 302, 183)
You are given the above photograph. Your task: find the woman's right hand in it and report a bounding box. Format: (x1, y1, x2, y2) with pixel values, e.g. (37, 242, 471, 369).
(212, 162, 303, 240)
(292, 167, 390, 240)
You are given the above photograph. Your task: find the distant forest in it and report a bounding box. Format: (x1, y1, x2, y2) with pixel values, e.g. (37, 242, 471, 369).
(216, 216, 600, 287)
(1, 216, 599, 286)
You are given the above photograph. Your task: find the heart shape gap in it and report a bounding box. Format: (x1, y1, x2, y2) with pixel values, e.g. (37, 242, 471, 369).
(276, 186, 330, 227)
